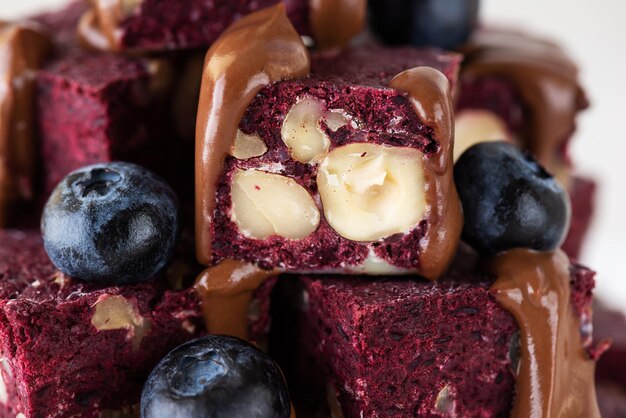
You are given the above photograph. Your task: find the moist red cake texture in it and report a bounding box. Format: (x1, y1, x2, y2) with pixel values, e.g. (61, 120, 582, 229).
(112, 0, 310, 51)
(36, 51, 191, 200)
(0, 230, 205, 417)
(270, 256, 596, 417)
(210, 47, 461, 271)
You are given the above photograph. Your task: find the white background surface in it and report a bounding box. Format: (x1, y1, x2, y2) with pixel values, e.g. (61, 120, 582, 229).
(2, 1, 625, 309)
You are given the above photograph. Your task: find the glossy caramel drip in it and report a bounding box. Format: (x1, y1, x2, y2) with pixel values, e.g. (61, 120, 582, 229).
(77, 0, 129, 51)
(490, 249, 600, 418)
(195, 4, 310, 264)
(461, 30, 588, 170)
(309, 0, 367, 50)
(389, 67, 463, 280)
(0, 23, 52, 226)
(194, 260, 277, 340)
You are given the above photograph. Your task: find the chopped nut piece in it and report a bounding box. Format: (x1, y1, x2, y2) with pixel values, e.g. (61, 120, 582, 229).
(435, 385, 456, 414)
(91, 295, 151, 350)
(231, 130, 268, 160)
(281, 97, 330, 163)
(454, 110, 512, 161)
(231, 169, 320, 239)
(317, 143, 426, 241)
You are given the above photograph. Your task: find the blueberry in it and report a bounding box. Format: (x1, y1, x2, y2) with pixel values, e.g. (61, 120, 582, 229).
(41, 162, 180, 285)
(369, 0, 480, 50)
(454, 142, 571, 254)
(141, 335, 291, 418)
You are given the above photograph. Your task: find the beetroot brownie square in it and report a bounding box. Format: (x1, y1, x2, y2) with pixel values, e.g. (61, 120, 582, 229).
(0, 230, 205, 417)
(36, 50, 191, 201)
(275, 262, 595, 417)
(206, 46, 462, 277)
(79, 0, 311, 51)
(594, 302, 626, 389)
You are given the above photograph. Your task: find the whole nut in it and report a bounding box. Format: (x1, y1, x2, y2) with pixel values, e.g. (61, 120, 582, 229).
(231, 169, 320, 239)
(454, 110, 512, 161)
(281, 97, 330, 163)
(317, 143, 426, 242)
(91, 295, 151, 350)
(230, 130, 268, 160)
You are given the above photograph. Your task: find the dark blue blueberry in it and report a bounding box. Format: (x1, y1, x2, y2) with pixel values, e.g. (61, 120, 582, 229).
(369, 0, 480, 50)
(41, 162, 180, 285)
(141, 335, 291, 418)
(454, 141, 571, 254)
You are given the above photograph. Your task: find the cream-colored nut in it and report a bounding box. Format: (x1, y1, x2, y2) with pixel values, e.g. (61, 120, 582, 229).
(231, 169, 320, 240)
(454, 110, 512, 161)
(317, 143, 426, 242)
(325, 110, 351, 132)
(121, 0, 143, 17)
(349, 251, 408, 275)
(231, 130, 268, 160)
(281, 97, 330, 163)
(435, 385, 456, 414)
(91, 295, 151, 350)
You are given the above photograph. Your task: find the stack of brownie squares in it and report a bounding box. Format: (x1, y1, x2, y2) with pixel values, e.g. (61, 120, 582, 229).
(0, 0, 617, 416)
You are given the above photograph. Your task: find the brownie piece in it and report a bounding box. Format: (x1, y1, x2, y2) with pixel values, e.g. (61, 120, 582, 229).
(37, 50, 191, 199)
(594, 302, 626, 389)
(78, 0, 310, 51)
(205, 46, 462, 276)
(0, 230, 205, 417)
(272, 259, 595, 417)
(597, 384, 626, 418)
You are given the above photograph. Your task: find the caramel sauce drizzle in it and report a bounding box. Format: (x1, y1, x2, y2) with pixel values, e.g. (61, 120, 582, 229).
(0, 23, 52, 227)
(390, 67, 463, 280)
(195, 4, 310, 265)
(194, 260, 277, 340)
(461, 30, 588, 171)
(309, 0, 367, 50)
(490, 249, 600, 418)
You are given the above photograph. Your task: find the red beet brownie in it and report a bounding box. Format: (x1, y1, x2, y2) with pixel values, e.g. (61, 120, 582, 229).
(201, 45, 463, 278)
(78, 0, 366, 52)
(37, 50, 193, 199)
(0, 230, 205, 417)
(597, 384, 626, 418)
(594, 302, 626, 389)
(270, 253, 597, 417)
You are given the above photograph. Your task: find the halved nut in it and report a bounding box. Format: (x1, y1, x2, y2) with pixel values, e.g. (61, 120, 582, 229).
(317, 143, 426, 242)
(454, 110, 512, 161)
(91, 295, 151, 350)
(231, 130, 268, 160)
(281, 97, 330, 163)
(231, 169, 320, 240)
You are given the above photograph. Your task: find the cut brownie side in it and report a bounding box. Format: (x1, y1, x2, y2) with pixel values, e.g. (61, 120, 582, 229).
(114, 0, 309, 51)
(207, 47, 462, 276)
(37, 51, 182, 197)
(594, 302, 626, 389)
(0, 230, 204, 417)
(271, 260, 596, 417)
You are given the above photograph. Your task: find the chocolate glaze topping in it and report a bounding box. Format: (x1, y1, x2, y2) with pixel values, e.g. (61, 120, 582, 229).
(195, 4, 310, 265)
(195, 260, 276, 340)
(390, 67, 463, 280)
(490, 249, 600, 418)
(77, 0, 127, 51)
(461, 29, 588, 170)
(309, 0, 366, 50)
(0, 23, 52, 227)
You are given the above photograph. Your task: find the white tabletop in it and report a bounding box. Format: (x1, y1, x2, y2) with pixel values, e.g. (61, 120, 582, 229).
(2, 0, 625, 310)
